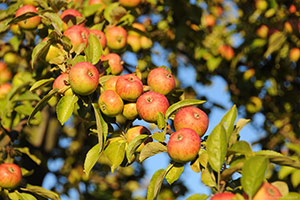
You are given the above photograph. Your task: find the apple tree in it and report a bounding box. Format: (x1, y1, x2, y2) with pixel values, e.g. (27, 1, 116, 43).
(0, 0, 299, 200)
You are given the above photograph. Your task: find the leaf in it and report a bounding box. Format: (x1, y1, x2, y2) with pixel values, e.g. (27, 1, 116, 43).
(10, 35, 21, 52)
(28, 88, 59, 125)
(92, 103, 108, 152)
(190, 149, 208, 173)
(278, 166, 296, 179)
(280, 192, 300, 200)
(83, 4, 103, 17)
(164, 99, 206, 120)
(291, 170, 300, 188)
(15, 147, 41, 165)
(229, 118, 250, 146)
(207, 56, 222, 72)
(264, 32, 286, 57)
(84, 143, 101, 177)
(29, 78, 55, 92)
(21, 185, 60, 200)
(201, 167, 216, 187)
(220, 104, 237, 142)
(16, 191, 37, 200)
(271, 181, 289, 196)
(147, 169, 166, 200)
(186, 194, 208, 200)
(42, 12, 63, 32)
(286, 143, 300, 156)
(56, 95, 78, 125)
(84, 32, 103, 65)
(31, 40, 50, 68)
(206, 124, 227, 172)
(165, 163, 184, 185)
(229, 141, 253, 156)
(104, 138, 126, 173)
(241, 156, 269, 198)
(126, 134, 149, 161)
(12, 92, 41, 102)
(157, 112, 166, 130)
(139, 142, 167, 162)
(151, 131, 166, 142)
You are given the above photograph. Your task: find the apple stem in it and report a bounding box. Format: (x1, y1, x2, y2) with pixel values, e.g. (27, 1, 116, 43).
(217, 171, 221, 192)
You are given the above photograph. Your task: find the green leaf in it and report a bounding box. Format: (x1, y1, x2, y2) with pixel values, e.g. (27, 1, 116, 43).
(10, 35, 21, 52)
(29, 78, 55, 92)
(16, 191, 37, 200)
(31, 40, 50, 68)
(103, 3, 121, 24)
(8, 191, 19, 200)
(151, 131, 166, 142)
(56, 95, 78, 125)
(229, 141, 253, 156)
(264, 32, 286, 57)
(229, 118, 250, 146)
(220, 104, 237, 142)
(139, 142, 167, 162)
(15, 147, 41, 165)
(286, 143, 300, 156)
(69, 55, 86, 66)
(12, 92, 41, 102)
(272, 181, 289, 196)
(157, 112, 166, 130)
(206, 124, 227, 172)
(84, 32, 103, 65)
(278, 166, 296, 179)
(164, 99, 206, 120)
(42, 12, 63, 32)
(126, 134, 149, 161)
(201, 167, 216, 187)
(83, 4, 103, 17)
(207, 56, 222, 72)
(190, 149, 208, 173)
(291, 170, 300, 188)
(84, 143, 101, 177)
(280, 192, 300, 200)
(92, 103, 108, 152)
(21, 185, 60, 200)
(250, 38, 267, 48)
(186, 194, 208, 200)
(241, 156, 269, 198)
(147, 169, 166, 200)
(28, 88, 59, 125)
(165, 163, 184, 185)
(104, 137, 126, 173)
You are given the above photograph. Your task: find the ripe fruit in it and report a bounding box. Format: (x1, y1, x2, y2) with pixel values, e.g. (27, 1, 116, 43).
(3, 52, 18, 66)
(60, 9, 84, 30)
(140, 36, 152, 49)
(119, 0, 141, 7)
(256, 25, 269, 38)
(147, 67, 175, 95)
(98, 90, 124, 117)
(53, 73, 73, 96)
(244, 182, 282, 200)
(69, 61, 99, 95)
(204, 14, 216, 27)
(289, 4, 296, 13)
(88, 0, 107, 11)
(0, 163, 22, 189)
(105, 26, 127, 50)
(116, 74, 143, 102)
(126, 125, 152, 152)
(89, 29, 107, 49)
(136, 91, 169, 123)
(104, 76, 119, 91)
(10, 24, 21, 35)
(173, 106, 209, 137)
(0, 83, 12, 99)
(289, 48, 300, 62)
(127, 35, 141, 52)
(0, 62, 12, 84)
(218, 45, 234, 60)
(255, 0, 268, 11)
(101, 53, 123, 75)
(122, 103, 138, 120)
(211, 192, 235, 200)
(15, 5, 41, 29)
(167, 128, 201, 163)
(63, 25, 90, 50)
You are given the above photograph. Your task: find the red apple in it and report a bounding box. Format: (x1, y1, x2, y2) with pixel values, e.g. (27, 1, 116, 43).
(0, 163, 22, 189)
(63, 25, 90, 50)
(173, 106, 208, 137)
(88, 0, 108, 11)
(105, 26, 127, 50)
(127, 35, 141, 52)
(15, 5, 41, 30)
(89, 29, 107, 49)
(289, 48, 300, 62)
(126, 125, 152, 152)
(136, 91, 169, 123)
(98, 90, 124, 117)
(204, 14, 216, 27)
(0, 62, 12, 84)
(289, 4, 296, 13)
(101, 53, 123, 75)
(123, 103, 138, 120)
(119, 0, 141, 7)
(104, 76, 119, 91)
(256, 25, 269, 38)
(60, 9, 84, 30)
(0, 83, 12, 99)
(167, 128, 201, 163)
(218, 45, 234, 60)
(147, 67, 175, 95)
(284, 21, 293, 33)
(69, 61, 99, 95)
(116, 74, 143, 102)
(128, 22, 146, 36)
(244, 182, 282, 200)
(211, 192, 235, 200)
(53, 73, 73, 96)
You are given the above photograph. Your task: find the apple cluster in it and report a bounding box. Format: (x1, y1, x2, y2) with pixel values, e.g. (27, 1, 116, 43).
(0, 62, 13, 99)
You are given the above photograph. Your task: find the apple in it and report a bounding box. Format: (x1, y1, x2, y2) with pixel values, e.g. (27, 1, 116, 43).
(211, 192, 235, 200)
(256, 25, 269, 38)
(10, 24, 21, 35)
(53, 73, 73, 96)
(15, 5, 41, 29)
(89, 29, 107, 49)
(0, 83, 12, 99)
(126, 125, 152, 152)
(98, 90, 124, 117)
(0, 62, 12, 84)
(218, 45, 234, 60)
(244, 182, 282, 200)
(284, 21, 293, 33)
(60, 9, 84, 30)
(289, 48, 300, 62)
(173, 106, 209, 137)
(63, 25, 90, 50)
(128, 22, 146, 36)
(4, 52, 18, 66)
(105, 26, 127, 50)
(127, 35, 141, 52)
(0, 163, 22, 189)
(204, 14, 216, 27)
(89, 0, 108, 11)
(69, 61, 99, 95)
(140, 36, 152, 49)
(119, 0, 141, 7)
(255, 0, 268, 10)
(136, 91, 169, 123)
(289, 4, 296, 13)
(167, 128, 201, 163)
(147, 67, 175, 95)
(211, 6, 223, 17)
(122, 103, 138, 120)
(42, 38, 64, 63)
(116, 74, 143, 102)
(104, 76, 119, 91)
(101, 53, 123, 75)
